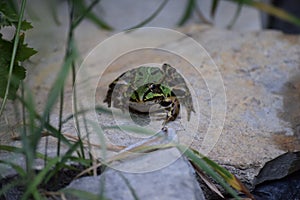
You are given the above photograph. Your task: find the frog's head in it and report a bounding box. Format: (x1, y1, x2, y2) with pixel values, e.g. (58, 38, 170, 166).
(143, 83, 173, 102)
(129, 83, 173, 103)
(129, 84, 150, 102)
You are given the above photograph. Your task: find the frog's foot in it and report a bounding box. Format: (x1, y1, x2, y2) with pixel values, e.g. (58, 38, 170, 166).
(161, 97, 180, 125)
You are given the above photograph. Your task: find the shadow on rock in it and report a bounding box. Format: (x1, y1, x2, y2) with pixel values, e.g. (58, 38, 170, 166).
(275, 72, 300, 151)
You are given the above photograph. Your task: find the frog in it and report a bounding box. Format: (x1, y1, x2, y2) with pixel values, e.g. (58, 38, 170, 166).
(103, 63, 195, 125)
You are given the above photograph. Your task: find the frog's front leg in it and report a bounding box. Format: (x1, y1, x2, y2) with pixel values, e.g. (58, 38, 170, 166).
(161, 97, 180, 125)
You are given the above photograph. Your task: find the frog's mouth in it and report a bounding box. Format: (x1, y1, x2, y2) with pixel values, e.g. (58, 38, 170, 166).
(129, 101, 162, 113)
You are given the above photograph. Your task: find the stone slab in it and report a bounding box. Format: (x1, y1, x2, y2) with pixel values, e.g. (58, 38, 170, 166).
(67, 148, 205, 200)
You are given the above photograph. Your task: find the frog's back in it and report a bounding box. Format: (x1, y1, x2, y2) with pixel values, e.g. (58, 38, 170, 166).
(131, 66, 164, 88)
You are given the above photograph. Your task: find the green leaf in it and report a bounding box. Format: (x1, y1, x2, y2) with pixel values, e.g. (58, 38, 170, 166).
(16, 34, 37, 62)
(0, 64, 26, 99)
(0, 0, 18, 28)
(0, 34, 37, 64)
(0, 1, 32, 30)
(0, 34, 35, 100)
(0, 34, 13, 64)
(20, 20, 33, 30)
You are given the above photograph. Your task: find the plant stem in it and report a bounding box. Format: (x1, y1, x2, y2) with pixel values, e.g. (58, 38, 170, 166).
(0, 0, 27, 117)
(57, 86, 64, 156)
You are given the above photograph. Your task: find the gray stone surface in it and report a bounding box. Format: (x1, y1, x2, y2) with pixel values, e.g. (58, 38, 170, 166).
(67, 148, 205, 200)
(73, 24, 300, 181)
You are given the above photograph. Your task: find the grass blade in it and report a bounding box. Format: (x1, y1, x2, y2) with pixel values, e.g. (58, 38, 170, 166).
(103, 125, 156, 136)
(189, 147, 254, 199)
(43, 141, 85, 184)
(228, 0, 300, 26)
(0, 160, 26, 177)
(22, 157, 60, 200)
(227, 1, 243, 29)
(0, 145, 48, 160)
(74, 0, 112, 30)
(177, 145, 241, 199)
(118, 172, 140, 200)
(127, 0, 169, 30)
(191, 161, 224, 198)
(210, 0, 220, 19)
(21, 84, 36, 173)
(88, 120, 107, 161)
(72, 0, 100, 29)
(62, 188, 107, 200)
(29, 43, 76, 159)
(177, 0, 196, 26)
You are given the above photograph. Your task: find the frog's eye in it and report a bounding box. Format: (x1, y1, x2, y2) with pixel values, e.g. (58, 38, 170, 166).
(149, 84, 156, 90)
(149, 84, 162, 94)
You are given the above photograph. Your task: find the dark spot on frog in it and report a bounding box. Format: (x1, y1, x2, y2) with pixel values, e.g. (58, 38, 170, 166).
(150, 70, 160, 76)
(138, 71, 143, 76)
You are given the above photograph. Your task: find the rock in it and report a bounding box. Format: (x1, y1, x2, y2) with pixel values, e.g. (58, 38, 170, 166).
(66, 148, 205, 200)
(73, 24, 300, 186)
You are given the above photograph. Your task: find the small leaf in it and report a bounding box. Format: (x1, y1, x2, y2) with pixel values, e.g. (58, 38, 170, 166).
(16, 34, 37, 62)
(0, 34, 37, 64)
(20, 20, 33, 30)
(0, 34, 13, 64)
(0, 33, 35, 100)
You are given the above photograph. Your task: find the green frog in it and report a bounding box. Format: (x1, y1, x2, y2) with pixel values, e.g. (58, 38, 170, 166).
(104, 63, 195, 125)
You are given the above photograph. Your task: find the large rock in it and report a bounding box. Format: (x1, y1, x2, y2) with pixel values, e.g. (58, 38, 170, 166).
(66, 148, 205, 200)
(74, 24, 300, 185)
